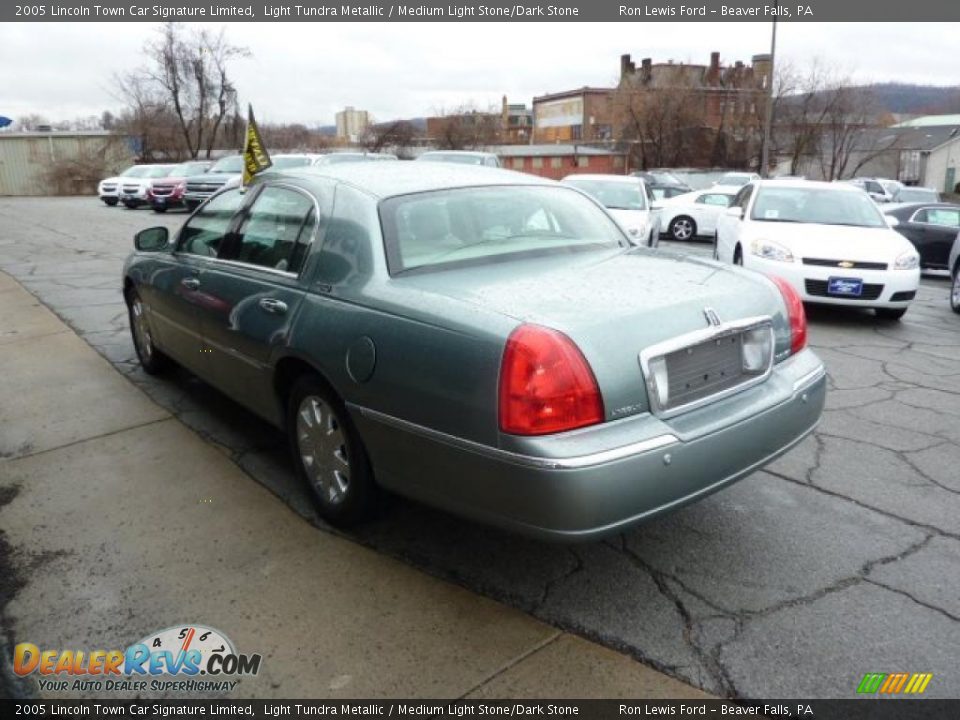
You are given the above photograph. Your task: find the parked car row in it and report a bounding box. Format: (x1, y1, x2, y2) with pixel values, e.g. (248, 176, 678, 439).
(97, 152, 399, 213)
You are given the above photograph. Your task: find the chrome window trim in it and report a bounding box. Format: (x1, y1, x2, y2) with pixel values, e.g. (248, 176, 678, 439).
(174, 181, 322, 281)
(638, 316, 775, 420)
(349, 404, 679, 470)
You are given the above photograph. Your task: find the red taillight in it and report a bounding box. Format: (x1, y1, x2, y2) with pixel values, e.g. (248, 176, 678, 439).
(498, 324, 604, 436)
(770, 275, 807, 356)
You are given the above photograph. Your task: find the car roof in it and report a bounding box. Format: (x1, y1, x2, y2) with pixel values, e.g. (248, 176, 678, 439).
(273, 162, 554, 199)
(884, 201, 959, 212)
(755, 179, 862, 192)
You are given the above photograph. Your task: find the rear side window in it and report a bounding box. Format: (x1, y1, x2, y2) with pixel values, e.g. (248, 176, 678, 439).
(177, 190, 244, 257)
(228, 186, 317, 273)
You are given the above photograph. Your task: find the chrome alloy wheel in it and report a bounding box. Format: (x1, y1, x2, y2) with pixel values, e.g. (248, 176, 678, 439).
(131, 298, 153, 362)
(296, 395, 350, 505)
(671, 217, 694, 241)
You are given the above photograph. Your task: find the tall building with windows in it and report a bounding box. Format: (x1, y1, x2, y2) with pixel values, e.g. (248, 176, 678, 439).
(335, 107, 370, 142)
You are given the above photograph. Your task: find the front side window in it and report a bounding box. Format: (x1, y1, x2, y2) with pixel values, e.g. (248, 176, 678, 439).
(751, 187, 886, 228)
(177, 190, 244, 257)
(699, 193, 733, 207)
(381, 185, 627, 274)
(227, 187, 316, 273)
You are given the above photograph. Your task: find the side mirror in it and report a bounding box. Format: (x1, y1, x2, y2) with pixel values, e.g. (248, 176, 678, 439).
(725, 206, 744, 220)
(134, 226, 170, 252)
(886, 215, 900, 227)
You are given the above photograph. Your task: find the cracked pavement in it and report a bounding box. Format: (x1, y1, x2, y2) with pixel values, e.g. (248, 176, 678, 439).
(1, 197, 958, 699)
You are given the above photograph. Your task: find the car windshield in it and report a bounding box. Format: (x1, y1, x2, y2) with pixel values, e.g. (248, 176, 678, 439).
(272, 156, 312, 169)
(381, 185, 627, 274)
(142, 165, 174, 178)
(649, 171, 683, 185)
(318, 154, 366, 164)
(210, 156, 243, 173)
(897, 189, 939, 203)
(751, 187, 887, 227)
(419, 153, 485, 165)
(719, 174, 750, 187)
(166, 164, 194, 177)
(122, 166, 154, 178)
(565, 178, 648, 211)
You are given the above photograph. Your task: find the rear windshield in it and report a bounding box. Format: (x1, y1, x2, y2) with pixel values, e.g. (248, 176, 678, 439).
(897, 188, 939, 203)
(380, 185, 627, 274)
(272, 156, 312, 169)
(418, 153, 486, 165)
(564, 178, 648, 211)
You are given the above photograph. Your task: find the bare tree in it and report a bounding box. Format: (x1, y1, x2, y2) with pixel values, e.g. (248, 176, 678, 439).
(614, 66, 704, 169)
(116, 22, 249, 159)
(361, 120, 417, 156)
(431, 104, 500, 150)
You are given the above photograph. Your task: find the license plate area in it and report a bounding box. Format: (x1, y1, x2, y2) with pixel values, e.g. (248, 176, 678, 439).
(827, 276, 863, 296)
(663, 335, 745, 409)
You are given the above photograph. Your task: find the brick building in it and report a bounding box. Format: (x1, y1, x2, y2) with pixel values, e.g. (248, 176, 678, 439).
(494, 144, 627, 181)
(618, 52, 771, 132)
(531, 88, 615, 144)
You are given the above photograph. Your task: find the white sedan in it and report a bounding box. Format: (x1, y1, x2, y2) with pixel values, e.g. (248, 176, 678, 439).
(657, 189, 737, 241)
(715, 180, 921, 320)
(562, 174, 658, 246)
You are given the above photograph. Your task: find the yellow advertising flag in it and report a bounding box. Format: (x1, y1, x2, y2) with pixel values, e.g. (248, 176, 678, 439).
(242, 104, 272, 187)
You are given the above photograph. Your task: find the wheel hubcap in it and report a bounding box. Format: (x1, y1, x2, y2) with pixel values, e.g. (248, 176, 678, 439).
(673, 220, 692, 240)
(131, 300, 153, 361)
(296, 396, 350, 505)
(952, 274, 960, 309)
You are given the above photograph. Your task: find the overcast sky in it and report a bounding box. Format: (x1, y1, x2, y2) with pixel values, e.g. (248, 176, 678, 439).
(2, 22, 957, 126)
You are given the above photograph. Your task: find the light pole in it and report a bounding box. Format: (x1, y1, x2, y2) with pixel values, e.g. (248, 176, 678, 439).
(760, 17, 778, 177)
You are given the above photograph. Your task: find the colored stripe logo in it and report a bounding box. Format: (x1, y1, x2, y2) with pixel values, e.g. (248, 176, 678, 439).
(857, 673, 932, 694)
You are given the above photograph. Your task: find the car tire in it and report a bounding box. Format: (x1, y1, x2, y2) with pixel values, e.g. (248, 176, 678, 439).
(669, 216, 696, 241)
(287, 375, 378, 528)
(876, 307, 907, 321)
(185, 201, 200, 213)
(127, 290, 171, 375)
(951, 271, 960, 315)
(733, 245, 743, 266)
(103, 198, 118, 207)
(152, 206, 167, 213)
(123, 201, 137, 209)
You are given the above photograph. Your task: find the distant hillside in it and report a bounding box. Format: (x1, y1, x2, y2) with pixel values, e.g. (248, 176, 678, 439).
(860, 83, 959, 114)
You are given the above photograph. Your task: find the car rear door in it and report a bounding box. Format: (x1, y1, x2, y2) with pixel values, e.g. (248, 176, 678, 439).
(147, 188, 245, 374)
(193, 184, 322, 423)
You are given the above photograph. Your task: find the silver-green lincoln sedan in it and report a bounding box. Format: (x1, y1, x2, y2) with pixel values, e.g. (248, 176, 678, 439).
(123, 163, 826, 541)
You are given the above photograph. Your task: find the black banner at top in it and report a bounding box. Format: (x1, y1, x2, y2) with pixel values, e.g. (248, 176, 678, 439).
(5, 0, 960, 23)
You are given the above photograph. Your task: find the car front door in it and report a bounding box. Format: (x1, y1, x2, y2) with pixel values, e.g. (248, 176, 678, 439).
(147, 189, 245, 374)
(910, 207, 960, 268)
(193, 184, 322, 423)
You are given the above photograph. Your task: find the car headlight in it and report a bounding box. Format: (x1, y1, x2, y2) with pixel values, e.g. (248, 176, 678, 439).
(750, 239, 794, 263)
(894, 251, 919, 270)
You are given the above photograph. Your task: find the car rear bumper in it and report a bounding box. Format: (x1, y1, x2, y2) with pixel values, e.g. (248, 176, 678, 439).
(350, 349, 826, 542)
(748, 257, 920, 307)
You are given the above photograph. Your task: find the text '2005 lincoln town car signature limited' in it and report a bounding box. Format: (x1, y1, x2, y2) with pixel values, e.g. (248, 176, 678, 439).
(123, 164, 826, 541)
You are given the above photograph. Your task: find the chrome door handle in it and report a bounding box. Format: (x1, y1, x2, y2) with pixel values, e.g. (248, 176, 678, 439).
(258, 298, 288, 314)
(181, 277, 200, 290)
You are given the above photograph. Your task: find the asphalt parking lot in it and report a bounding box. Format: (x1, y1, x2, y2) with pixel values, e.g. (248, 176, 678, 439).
(2, 196, 959, 699)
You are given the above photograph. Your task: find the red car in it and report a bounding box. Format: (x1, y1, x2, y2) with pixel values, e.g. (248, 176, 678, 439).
(147, 161, 213, 213)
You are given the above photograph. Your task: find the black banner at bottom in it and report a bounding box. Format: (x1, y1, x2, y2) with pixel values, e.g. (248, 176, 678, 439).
(2, 700, 959, 720)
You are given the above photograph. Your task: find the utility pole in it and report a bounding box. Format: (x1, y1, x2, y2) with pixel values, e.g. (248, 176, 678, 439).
(760, 17, 778, 177)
